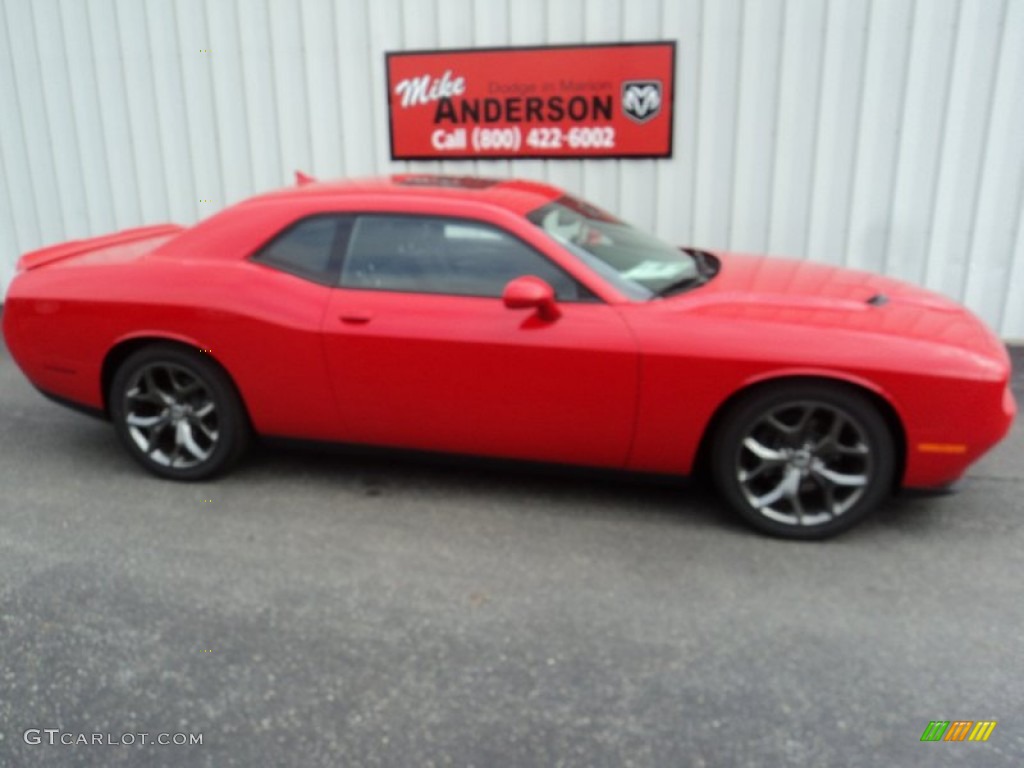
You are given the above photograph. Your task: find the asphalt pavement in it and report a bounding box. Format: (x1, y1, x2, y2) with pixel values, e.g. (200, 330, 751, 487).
(1, 337, 1022, 767)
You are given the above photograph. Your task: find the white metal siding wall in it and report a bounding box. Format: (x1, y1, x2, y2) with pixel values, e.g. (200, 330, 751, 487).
(1, 0, 1022, 336)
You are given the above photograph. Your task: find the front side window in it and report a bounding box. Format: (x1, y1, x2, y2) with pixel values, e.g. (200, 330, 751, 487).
(252, 215, 353, 285)
(340, 215, 591, 300)
(527, 196, 706, 299)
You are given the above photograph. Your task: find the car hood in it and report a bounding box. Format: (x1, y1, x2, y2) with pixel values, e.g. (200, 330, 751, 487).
(678, 252, 1007, 361)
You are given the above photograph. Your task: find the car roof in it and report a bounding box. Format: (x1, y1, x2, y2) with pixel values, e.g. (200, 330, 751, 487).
(245, 174, 565, 216)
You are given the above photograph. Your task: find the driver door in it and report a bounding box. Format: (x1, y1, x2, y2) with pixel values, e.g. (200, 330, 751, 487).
(321, 213, 639, 468)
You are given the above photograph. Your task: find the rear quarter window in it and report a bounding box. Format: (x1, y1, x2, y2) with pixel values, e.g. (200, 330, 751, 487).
(252, 215, 353, 285)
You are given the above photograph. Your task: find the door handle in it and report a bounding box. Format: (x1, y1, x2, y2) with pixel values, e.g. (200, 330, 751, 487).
(339, 311, 373, 325)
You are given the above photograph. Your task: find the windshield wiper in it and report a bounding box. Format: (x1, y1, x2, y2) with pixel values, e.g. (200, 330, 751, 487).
(653, 274, 707, 298)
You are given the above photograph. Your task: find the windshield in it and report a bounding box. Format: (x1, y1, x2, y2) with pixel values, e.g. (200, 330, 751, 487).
(526, 196, 704, 299)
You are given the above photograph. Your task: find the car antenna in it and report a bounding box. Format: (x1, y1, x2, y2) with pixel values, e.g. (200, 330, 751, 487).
(294, 170, 316, 186)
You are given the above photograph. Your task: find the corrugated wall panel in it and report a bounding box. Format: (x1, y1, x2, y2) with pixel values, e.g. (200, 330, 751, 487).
(730, 0, 783, 254)
(885, 0, 958, 289)
(964, 0, 1024, 332)
(998, 0, 1024, 337)
(806, 0, 870, 269)
(654, 0, 699, 249)
(87, 0, 143, 230)
(846, 0, 914, 277)
(0, 1, 39, 269)
(116, 0, 171, 223)
(579, 0, 621, 217)
(5, 0, 65, 247)
(1, 0, 1022, 338)
(692, 0, 742, 249)
(767, 0, 826, 260)
(617, 0, 660, 236)
(927, 0, 1006, 311)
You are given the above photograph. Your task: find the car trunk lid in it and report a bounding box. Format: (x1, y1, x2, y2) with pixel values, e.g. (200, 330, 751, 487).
(16, 224, 184, 272)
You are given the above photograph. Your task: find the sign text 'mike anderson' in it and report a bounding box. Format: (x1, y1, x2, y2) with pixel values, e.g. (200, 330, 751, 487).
(395, 70, 614, 124)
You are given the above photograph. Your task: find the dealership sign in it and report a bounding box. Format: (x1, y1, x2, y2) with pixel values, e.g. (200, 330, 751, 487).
(385, 42, 675, 160)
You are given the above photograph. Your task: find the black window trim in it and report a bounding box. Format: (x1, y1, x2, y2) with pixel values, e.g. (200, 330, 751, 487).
(337, 211, 602, 303)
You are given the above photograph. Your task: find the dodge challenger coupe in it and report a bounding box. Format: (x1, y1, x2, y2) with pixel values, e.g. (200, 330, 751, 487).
(2, 174, 1015, 538)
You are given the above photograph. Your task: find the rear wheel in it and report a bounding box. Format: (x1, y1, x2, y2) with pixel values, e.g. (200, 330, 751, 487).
(711, 382, 895, 539)
(110, 344, 249, 480)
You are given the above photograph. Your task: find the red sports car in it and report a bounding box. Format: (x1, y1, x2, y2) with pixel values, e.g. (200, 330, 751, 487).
(3, 174, 1015, 538)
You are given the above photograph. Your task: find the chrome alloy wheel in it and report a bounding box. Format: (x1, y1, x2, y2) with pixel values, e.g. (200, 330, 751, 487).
(122, 363, 219, 469)
(736, 401, 872, 527)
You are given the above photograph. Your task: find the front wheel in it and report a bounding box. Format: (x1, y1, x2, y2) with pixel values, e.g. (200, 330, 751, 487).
(109, 344, 249, 480)
(711, 383, 896, 539)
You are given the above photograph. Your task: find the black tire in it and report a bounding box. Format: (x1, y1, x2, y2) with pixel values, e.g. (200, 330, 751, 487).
(710, 382, 895, 539)
(109, 343, 249, 480)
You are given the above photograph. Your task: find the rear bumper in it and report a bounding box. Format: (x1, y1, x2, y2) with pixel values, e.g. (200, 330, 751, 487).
(2, 293, 106, 411)
(35, 385, 107, 421)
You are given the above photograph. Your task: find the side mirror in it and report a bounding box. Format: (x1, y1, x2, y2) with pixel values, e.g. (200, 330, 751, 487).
(502, 276, 561, 321)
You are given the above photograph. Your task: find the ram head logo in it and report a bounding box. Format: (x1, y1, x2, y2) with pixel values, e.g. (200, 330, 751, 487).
(621, 81, 662, 123)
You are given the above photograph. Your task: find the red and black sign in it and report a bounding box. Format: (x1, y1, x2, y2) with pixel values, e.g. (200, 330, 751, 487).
(385, 42, 675, 160)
